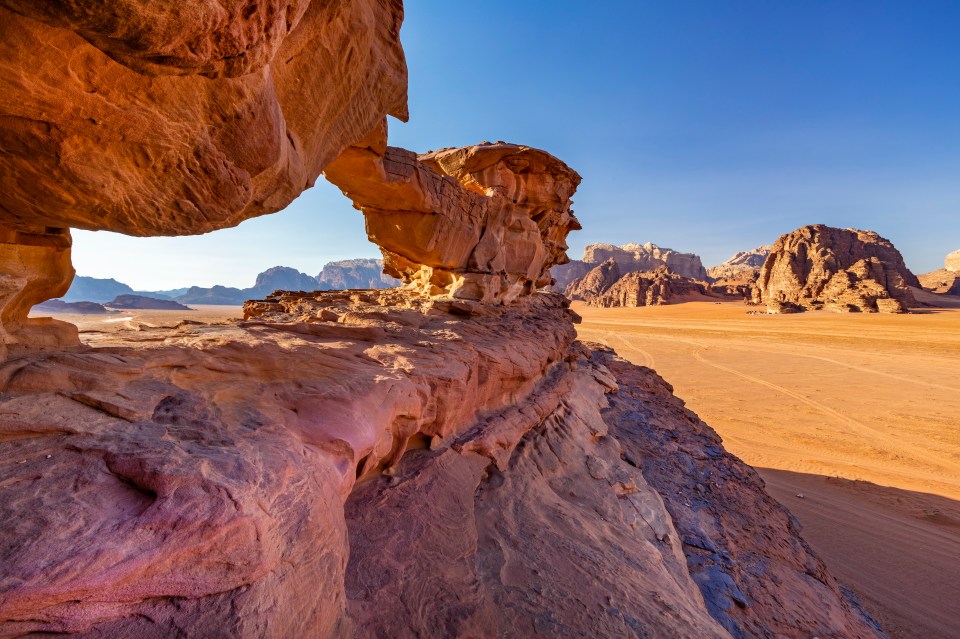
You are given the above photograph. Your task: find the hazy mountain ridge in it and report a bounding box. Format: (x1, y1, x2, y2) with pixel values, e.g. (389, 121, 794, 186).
(60, 260, 401, 306)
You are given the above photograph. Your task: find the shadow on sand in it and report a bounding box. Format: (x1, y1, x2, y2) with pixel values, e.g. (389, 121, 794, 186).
(758, 468, 960, 639)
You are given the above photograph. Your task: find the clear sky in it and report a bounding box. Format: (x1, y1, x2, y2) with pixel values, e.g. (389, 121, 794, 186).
(73, 0, 960, 290)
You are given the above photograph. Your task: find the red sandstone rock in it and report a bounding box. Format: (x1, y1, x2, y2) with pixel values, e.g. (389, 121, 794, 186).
(752, 225, 919, 313)
(566, 262, 715, 307)
(0, 292, 885, 637)
(552, 242, 707, 291)
(324, 125, 582, 302)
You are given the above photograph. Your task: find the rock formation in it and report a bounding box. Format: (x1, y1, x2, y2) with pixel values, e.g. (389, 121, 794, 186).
(566, 261, 716, 307)
(0, 0, 407, 353)
(323, 124, 581, 303)
(946, 249, 960, 273)
(0, 225, 79, 357)
(918, 250, 960, 297)
(706, 245, 771, 281)
(553, 242, 707, 291)
(0, 290, 884, 638)
(318, 258, 400, 289)
(106, 295, 193, 311)
(0, 3, 894, 638)
(752, 225, 919, 313)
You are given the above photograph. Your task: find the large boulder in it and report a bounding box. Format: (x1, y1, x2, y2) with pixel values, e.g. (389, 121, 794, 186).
(752, 225, 919, 313)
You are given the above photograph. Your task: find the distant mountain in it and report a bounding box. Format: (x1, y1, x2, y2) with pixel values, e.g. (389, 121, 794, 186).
(34, 300, 115, 314)
(706, 245, 771, 281)
(248, 266, 323, 298)
(106, 295, 193, 311)
(551, 242, 707, 291)
(318, 259, 400, 289)
(61, 260, 400, 307)
(177, 285, 247, 305)
(61, 276, 135, 303)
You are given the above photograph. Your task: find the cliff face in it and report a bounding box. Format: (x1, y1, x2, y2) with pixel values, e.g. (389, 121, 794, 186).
(0, 291, 883, 638)
(706, 245, 771, 281)
(565, 262, 716, 307)
(752, 225, 919, 313)
(553, 242, 707, 291)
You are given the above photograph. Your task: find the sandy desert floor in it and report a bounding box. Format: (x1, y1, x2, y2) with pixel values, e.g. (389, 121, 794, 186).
(575, 301, 960, 639)
(29, 301, 960, 638)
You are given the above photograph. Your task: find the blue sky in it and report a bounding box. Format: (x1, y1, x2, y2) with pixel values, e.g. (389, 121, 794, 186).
(74, 0, 960, 289)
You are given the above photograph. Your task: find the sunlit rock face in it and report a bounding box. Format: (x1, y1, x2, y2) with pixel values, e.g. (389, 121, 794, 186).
(0, 0, 407, 351)
(324, 122, 582, 303)
(0, 0, 407, 236)
(946, 249, 960, 273)
(0, 225, 79, 358)
(752, 224, 919, 313)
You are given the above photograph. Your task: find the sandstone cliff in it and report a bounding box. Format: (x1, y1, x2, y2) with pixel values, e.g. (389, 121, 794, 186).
(552, 242, 707, 291)
(919, 250, 960, 296)
(566, 261, 717, 307)
(752, 225, 919, 313)
(706, 245, 771, 281)
(0, 291, 883, 638)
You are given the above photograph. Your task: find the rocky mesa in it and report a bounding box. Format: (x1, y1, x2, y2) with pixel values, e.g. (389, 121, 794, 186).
(752, 225, 920, 313)
(566, 261, 718, 307)
(552, 242, 707, 291)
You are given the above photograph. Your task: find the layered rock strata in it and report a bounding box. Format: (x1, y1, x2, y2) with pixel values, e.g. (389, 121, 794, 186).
(552, 242, 707, 291)
(752, 225, 919, 313)
(0, 0, 408, 352)
(565, 261, 717, 307)
(323, 123, 582, 303)
(0, 292, 884, 638)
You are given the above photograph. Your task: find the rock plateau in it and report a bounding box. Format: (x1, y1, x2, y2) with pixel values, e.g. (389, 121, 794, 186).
(566, 261, 719, 307)
(752, 225, 919, 313)
(552, 242, 707, 291)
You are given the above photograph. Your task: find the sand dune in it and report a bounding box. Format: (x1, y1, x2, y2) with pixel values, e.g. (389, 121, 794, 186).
(575, 301, 960, 639)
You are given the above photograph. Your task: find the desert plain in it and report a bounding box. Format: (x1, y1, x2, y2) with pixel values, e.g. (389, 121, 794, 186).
(574, 300, 960, 639)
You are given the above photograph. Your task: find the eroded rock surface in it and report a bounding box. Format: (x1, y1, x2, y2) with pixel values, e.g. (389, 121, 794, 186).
(0, 0, 408, 351)
(0, 292, 886, 638)
(752, 225, 919, 313)
(324, 124, 582, 302)
(566, 262, 717, 307)
(706, 245, 771, 281)
(553, 242, 707, 291)
(946, 249, 960, 273)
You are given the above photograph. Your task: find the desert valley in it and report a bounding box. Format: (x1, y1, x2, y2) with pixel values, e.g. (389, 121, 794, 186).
(2, 2, 959, 639)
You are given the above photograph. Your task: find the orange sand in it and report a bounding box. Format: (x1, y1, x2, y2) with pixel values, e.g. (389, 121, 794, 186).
(575, 301, 960, 639)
